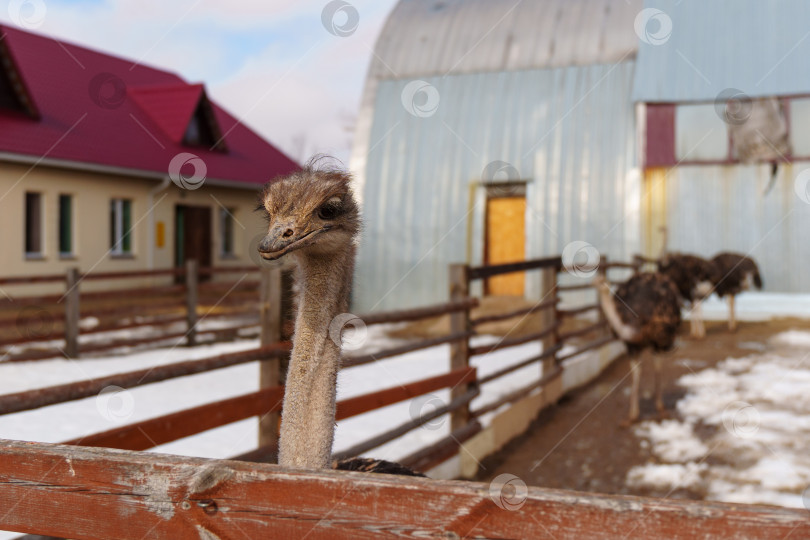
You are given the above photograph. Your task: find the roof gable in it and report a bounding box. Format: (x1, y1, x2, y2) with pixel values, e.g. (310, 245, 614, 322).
(0, 34, 37, 118)
(0, 24, 298, 186)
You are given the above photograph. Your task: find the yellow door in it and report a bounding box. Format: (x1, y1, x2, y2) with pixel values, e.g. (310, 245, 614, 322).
(485, 196, 526, 296)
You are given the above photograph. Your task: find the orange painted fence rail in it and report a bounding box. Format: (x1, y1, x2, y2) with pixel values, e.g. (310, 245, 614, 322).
(0, 439, 808, 540)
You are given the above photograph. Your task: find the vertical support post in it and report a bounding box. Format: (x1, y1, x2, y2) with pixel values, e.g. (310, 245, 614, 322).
(545, 262, 565, 404)
(258, 266, 283, 454)
(448, 263, 471, 433)
(64, 267, 80, 359)
(185, 259, 198, 347)
(539, 265, 558, 376)
(597, 256, 609, 338)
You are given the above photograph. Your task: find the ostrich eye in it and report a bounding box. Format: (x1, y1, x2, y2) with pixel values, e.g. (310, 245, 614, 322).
(317, 197, 342, 220)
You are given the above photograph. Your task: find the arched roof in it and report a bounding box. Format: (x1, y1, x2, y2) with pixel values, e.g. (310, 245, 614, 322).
(368, 0, 642, 80)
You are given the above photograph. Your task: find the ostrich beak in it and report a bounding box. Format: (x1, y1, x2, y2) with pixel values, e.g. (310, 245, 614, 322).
(257, 226, 325, 260)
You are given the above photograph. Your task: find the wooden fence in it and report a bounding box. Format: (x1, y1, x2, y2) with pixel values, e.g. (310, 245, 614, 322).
(2, 256, 805, 538)
(0, 262, 265, 361)
(2, 439, 809, 540)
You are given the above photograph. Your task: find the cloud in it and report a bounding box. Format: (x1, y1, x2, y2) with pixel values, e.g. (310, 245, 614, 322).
(0, 0, 400, 162)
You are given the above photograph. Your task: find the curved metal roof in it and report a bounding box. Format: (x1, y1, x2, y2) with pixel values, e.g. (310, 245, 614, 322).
(368, 0, 642, 80)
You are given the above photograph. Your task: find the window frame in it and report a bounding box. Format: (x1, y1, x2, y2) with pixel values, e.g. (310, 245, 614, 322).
(110, 198, 133, 257)
(643, 95, 810, 168)
(219, 206, 236, 259)
(24, 191, 44, 259)
(58, 193, 74, 258)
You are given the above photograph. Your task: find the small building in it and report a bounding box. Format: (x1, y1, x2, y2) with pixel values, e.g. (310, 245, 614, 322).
(0, 24, 297, 292)
(350, 0, 810, 312)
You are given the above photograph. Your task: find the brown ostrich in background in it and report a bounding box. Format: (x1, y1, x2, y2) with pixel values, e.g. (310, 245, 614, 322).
(594, 273, 682, 423)
(256, 160, 424, 476)
(711, 252, 763, 332)
(657, 253, 719, 339)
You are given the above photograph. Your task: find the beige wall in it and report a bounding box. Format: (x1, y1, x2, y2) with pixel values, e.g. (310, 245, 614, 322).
(0, 161, 269, 296)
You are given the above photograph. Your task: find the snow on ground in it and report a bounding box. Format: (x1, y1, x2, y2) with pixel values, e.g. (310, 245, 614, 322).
(0, 324, 550, 537)
(694, 293, 810, 321)
(0, 324, 544, 468)
(628, 330, 810, 509)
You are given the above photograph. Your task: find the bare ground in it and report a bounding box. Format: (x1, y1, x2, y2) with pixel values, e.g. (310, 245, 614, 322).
(473, 317, 810, 499)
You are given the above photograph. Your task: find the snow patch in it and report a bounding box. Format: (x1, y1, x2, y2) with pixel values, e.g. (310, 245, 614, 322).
(630, 346, 810, 508)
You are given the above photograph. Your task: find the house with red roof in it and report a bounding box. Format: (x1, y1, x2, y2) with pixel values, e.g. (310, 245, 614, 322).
(0, 24, 298, 289)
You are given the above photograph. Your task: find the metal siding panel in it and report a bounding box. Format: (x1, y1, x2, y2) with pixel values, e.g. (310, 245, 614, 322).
(633, 0, 810, 102)
(355, 62, 639, 311)
(666, 164, 809, 293)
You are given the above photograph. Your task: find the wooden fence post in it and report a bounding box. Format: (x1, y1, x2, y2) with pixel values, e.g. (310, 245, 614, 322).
(258, 266, 284, 455)
(597, 256, 608, 337)
(64, 267, 80, 359)
(539, 265, 558, 376)
(448, 264, 471, 433)
(185, 259, 198, 347)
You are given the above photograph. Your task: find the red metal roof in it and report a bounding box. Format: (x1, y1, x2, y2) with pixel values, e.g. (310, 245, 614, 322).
(0, 24, 299, 186)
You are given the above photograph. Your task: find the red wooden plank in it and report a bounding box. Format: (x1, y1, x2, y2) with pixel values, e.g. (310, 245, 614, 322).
(62, 386, 284, 450)
(335, 366, 476, 420)
(0, 439, 807, 540)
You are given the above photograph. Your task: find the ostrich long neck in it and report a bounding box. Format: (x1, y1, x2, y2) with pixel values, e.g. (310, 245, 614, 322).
(597, 286, 641, 343)
(278, 246, 354, 469)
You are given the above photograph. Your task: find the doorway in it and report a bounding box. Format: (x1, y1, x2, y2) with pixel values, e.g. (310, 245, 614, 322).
(484, 186, 526, 296)
(175, 205, 212, 281)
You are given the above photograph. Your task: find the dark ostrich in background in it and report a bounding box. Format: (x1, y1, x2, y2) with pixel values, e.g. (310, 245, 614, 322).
(657, 253, 720, 339)
(711, 252, 763, 332)
(594, 273, 682, 423)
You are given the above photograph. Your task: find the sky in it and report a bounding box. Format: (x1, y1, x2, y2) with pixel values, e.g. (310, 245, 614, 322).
(0, 0, 401, 164)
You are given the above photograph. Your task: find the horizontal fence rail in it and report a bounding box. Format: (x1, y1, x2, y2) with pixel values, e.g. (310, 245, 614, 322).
(0, 255, 726, 539)
(0, 440, 807, 540)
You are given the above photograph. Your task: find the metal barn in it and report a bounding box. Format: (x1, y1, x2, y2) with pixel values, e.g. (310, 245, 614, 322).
(350, 0, 810, 311)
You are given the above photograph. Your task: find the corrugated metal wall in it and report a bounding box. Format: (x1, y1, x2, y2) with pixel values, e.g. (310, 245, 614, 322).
(633, 0, 810, 102)
(354, 61, 639, 311)
(665, 164, 810, 293)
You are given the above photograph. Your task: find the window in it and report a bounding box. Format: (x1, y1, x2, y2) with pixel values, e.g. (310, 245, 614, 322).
(675, 104, 729, 161)
(59, 194, 73, 256)
(110, 198, 132, 255)
(184, 103, 217, 148)
(25, 192, 42, 257)
(182, 96, 226, 151)
(220, 207, 235, 257)
(790, 98, 810, 157)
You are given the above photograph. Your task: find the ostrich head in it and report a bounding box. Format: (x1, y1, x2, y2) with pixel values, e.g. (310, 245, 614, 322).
(256, 164, 360, 261)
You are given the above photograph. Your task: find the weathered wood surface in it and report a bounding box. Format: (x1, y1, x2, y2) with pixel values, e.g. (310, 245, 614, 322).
(63, 267, 80, 358)
(336, 367, 476, 420)
(557, 303, 599, 318)
(556, 335, 617, 363)
(341, 331, 473, 369)
(62, 386, 285, 451)
(468, 256, 561, 280)
(399, 420, 482, 472)
(470, 298, 557, 326)
(333, 388, 479, 461)
(358, 298, 479, 326)
(0, 439, 807, 540)
(557, 320, 608, 342)
(471, 366, 563, 418)
(477, 345, 561, 385)
(468, 323, 559, 356)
